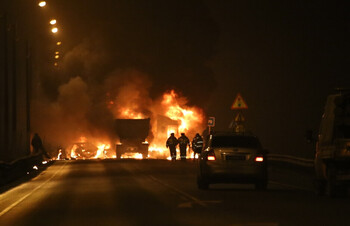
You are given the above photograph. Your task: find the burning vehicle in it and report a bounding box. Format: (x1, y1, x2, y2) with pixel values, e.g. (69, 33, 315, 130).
(115, 118, 150, 159)
(67, 137, 112, 160)
(70, 142, 99, 159)
(53, 90, 206, 161)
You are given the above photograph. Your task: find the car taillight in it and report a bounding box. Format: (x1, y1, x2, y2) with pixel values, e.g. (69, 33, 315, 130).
(207, 150, 216, 161)
(255, 156, 264, 162)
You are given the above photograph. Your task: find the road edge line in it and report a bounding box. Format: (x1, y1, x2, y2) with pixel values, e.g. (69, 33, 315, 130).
(0, 162, 67, 217)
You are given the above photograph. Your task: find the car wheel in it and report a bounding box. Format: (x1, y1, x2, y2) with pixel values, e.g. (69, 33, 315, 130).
(197, 176, 209, 190)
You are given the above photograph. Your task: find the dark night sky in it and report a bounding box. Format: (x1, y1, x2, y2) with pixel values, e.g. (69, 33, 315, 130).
(3, 0, 348, 157)
(204, 1, 348, 157)
(45, 0, 349, 157)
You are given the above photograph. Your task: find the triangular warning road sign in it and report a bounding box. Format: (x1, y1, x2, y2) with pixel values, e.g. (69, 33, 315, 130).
(234, 112, 245, 122)
(231, 93, 248, 109)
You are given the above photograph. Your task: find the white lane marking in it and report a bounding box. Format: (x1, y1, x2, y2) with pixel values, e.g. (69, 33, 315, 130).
(269, 180, 313, 192)
(148, 175, 208, 207)
(0, 162, 67, 217)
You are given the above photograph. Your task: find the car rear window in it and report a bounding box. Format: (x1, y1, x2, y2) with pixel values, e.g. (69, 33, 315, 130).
(211, 136, 261, 148)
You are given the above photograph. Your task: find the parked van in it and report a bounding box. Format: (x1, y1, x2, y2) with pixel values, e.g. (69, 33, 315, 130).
(314, 89, 350, 197)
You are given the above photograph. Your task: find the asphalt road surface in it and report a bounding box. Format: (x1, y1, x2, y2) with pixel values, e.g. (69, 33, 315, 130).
(1, 159, 349, 226)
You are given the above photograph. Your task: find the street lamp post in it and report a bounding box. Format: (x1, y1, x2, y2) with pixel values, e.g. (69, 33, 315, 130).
(11, 23, 18, 153)
(50, 19, 56, 25)
(51, 27, 58, 33)
(0, 0, 64, 161)
(26, 40, 32, 155)
(38, 1, 47, 8)
(0, 13, 9, 159)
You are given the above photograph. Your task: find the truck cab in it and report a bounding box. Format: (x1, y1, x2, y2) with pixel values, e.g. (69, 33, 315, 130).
(315, 89, 350, 197)
(115, 118, 150, 159)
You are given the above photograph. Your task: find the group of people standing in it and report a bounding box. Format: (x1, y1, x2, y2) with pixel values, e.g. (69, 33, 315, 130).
(166, 132, 203, 161)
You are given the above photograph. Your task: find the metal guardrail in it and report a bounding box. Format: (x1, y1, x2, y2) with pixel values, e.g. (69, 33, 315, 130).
(0, 153, 50, 186)
(268, 154, 314, 167)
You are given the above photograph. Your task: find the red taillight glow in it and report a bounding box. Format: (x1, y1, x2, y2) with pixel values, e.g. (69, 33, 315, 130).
(255, 156, 264, 162)
(206, 150, 216, 161)
(207, 156, 216, 161)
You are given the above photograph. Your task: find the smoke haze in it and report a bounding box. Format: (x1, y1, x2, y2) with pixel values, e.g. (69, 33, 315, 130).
(31, 0, 218, 151)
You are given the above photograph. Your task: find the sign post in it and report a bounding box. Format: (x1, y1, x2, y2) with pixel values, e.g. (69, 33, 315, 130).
(231, 93, 248, 110)
(207, 117, 215, 134)
(231, 93, 248, 133)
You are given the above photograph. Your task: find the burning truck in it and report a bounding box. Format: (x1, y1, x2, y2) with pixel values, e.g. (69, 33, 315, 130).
(54, 90, 206, 161)
(115, 118, 150, 159)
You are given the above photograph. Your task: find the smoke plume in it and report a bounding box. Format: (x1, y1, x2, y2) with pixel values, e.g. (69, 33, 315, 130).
(32, 0, 218, 152)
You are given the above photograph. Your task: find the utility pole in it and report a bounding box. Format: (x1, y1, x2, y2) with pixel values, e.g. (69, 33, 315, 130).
(0, 14, 4, 161)
(12, 23, 17, 137)
(26, 40, 31, 155)
(2, 13, 9, 159)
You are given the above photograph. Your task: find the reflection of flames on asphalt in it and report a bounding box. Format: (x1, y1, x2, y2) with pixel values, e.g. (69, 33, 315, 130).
(57, 90, 205, 160)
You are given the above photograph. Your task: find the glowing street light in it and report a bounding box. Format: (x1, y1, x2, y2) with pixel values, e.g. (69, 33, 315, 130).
(50, 19, 57, 25)
(55, 51, 59, 54)
(38, 1, 46, 7)
(56, 41, 62, 46)
(51, 27, 58, 33)
(55, 55, 59, 59)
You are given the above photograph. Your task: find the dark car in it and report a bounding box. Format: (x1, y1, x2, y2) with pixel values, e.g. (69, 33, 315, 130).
(197, 132, 268, 190)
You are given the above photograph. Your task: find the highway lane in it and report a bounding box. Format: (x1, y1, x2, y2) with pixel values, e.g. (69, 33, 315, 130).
(0, 159, 350, 226)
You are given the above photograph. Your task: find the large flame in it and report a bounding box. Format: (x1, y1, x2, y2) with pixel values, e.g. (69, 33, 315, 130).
(119, 108, 144, 119)
(162, 90, 204, 134)
(148, 90, 206, 159)
(55, 136, 113, 160)
(94, 144, 111, 158)
(57, 90, 206, 160)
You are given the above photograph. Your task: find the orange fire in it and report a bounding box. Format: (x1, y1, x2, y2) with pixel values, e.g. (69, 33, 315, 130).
(162, 90, 205, 135)
(149, 90, 206, 159)
(79, 136, 87, 143)
(94, 144, 111, 159)
(119, 107, 144, 119)
(56, 136, 114, 160)
(58, 90, 206, 160)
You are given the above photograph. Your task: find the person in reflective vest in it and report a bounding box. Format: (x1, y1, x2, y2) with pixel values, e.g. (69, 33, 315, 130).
(192, 133, 203, 159)
(178, 133, 190, 161)
(166, 133, 179, 161)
